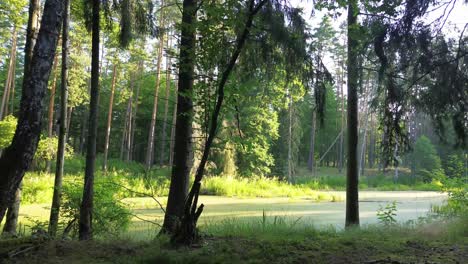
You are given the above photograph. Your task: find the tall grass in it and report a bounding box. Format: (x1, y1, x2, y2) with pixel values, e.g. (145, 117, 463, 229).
(201, 176, 343, 201)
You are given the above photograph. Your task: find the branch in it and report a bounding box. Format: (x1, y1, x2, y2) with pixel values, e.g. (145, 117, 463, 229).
(107, 182, 166, 214)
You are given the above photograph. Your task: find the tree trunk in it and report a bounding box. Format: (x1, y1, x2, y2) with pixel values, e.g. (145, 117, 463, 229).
(8, 38, 17, 116)
(338, 55, 345, 173)
(48, 0, 69, 236)
(121, 74, 133, 161)
(169, 81, 178, 167)
(368, 113, 375, 168)
(79, 0, 99, 241)
(129, 62, 142, 161)
(66, 107, 73, 141)
(159, 34, 172, 167)
(345, 0, 359, 228)
(79, 81, 91, 155)
(45, 53, 60, 173)
(102, 64, 117, 172)
(145, 11, 166, 171)
(2, 184, 21, 236)
(161, 0, 197, 234)
(169, 0, 268, 244)
(0, 28, 17, 120)
(393, 143, 399, 183)
(359, 75, 371, 178)
(307, 110, 316, 172)
(287, 91, 293, 182)
(0, 0, 64, 224)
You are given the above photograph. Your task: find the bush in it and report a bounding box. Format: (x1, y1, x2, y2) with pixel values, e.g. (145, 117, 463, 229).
(60, 177, 132, 238)
(444, 154, 465, 179)
(412, 136, 442, 170)
(34, 135, 74, 170)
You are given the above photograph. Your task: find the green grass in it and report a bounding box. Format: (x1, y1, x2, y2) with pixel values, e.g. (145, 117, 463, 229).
(22, 155, 445, 206)
(2, 216, 466, 264)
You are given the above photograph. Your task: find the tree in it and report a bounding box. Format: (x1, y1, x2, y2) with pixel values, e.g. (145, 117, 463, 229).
(102, 63, 118, 172)
(159, 32, 172, 167)
(145, 2, 166, 171)
(79, 0, 100, 240)
(45, 53, 60, 173)
(170, 0, 269, 245)
(345, 0, 359, 227)
(412, 135, 442, 173)
(0, 28, 18, 120)
(0, 0, 65, 224)
(48, 0, 69, 237)
(161, 0, 198, 234)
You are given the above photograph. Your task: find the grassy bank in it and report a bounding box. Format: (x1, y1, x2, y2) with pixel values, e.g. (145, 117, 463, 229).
(1, 216, 466, 263)
(21, 156, 446, 205)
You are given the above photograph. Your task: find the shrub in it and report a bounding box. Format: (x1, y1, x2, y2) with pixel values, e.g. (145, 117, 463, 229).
(412, 136, 442, 172)
(34, 135, 74, 170)
(444, 154, 465, 179)
(60, 178, 132, 238)
(377, 201, 398, 226)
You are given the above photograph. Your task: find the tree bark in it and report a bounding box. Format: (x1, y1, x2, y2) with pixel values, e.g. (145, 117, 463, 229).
(161, 0, 197, 234)
(307, 110, 316, 172)
(0, 0, 64, 224)
(47, 51, 60, 137)
(2, 0, 42, 232)
(2, 184, 21, 236)
(345, 0, 359, 228)
(102, 64, 117, 172)
(121, 73, 134, 161)
(160, 34, 172, 167)
(0, 28, 17, 120)
(79, 81, 91, 155)
(359, 75, 371, 178)
(338, 53, 346, 173)
(45, 52, 60, 173)
(287, 91, 293, 182)
(48, 0, 69, 237)
(145, 9, 166, 171)
(129, 62, 142, 161)
(79, 0, 99, 240)
(169, 81, 178, 167)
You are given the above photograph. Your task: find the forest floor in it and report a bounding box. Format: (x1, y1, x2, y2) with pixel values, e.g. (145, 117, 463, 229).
(1, 217, 466, 264)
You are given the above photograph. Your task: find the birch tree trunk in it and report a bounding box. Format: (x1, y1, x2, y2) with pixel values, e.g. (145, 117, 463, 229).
(0, 0, 64, 224)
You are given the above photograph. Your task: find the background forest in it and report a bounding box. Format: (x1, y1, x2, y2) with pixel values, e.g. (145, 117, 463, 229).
(0, 0, 466, 263)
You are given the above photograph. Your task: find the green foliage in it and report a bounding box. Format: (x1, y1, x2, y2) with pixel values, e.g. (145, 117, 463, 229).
(432, 178, 468, 218)
(201, 175, 341, 201)
(444, 154, 466, 179)
(411, 136, 444, 182)
(34, 135, 74, 169)
(377, 201, 398, 226)
(0, 115, 17, 148)
(60, 177, 132, 238)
